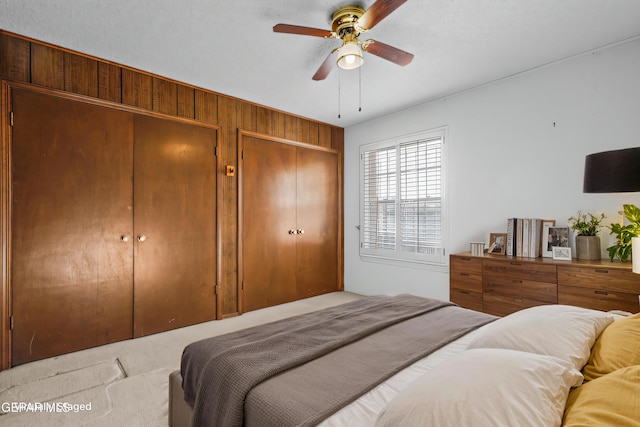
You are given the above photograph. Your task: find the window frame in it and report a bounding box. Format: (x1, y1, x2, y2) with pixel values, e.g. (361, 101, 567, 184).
(359, 127, 449, 270)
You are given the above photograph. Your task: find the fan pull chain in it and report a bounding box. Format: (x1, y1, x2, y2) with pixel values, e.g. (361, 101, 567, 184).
(359, 66, 362, 112)
(338, 69, 342, 119)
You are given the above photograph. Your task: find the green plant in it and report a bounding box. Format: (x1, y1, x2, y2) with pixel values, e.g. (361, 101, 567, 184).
(568, 211, 606, 236)
(607, 204, 640, 262)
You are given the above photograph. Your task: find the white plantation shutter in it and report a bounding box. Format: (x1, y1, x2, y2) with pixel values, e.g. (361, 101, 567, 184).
(360, 129, 446, 266)
(362, 146, 396, 251)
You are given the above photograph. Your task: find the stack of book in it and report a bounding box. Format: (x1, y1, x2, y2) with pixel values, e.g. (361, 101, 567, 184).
(506, 218, 543, 257)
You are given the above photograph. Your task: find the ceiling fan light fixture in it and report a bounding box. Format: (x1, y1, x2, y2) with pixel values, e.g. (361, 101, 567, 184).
(337, 38, 364, 70)
(273, 0, 413, 80)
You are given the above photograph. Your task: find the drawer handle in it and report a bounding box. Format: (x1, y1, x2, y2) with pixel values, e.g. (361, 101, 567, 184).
(460, 273, 470, 277)
(595, 269, 609, 274)
(594, 290, 609, 296)
(461, 257, 472, 261)
(512, 280, 523, 284)
(510, 262, 521, 266)
(460, 291, 470, 294)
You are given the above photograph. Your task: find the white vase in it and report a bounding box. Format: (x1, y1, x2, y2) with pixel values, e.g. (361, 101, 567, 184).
(632, 237, 640, 274)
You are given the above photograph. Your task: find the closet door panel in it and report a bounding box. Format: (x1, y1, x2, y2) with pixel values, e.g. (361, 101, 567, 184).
(296, 148, 339, 298)
(242, 137, 297, 312)
(11, 89, 134, 365)
(132, 115, 217, 337)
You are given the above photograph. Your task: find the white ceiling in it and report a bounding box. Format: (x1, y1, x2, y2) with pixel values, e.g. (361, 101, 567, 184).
(1, 0, 640, 128)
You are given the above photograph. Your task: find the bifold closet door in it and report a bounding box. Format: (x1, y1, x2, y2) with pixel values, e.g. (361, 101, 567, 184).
(132, 115, 217, 337)
(11, 89, 134, 366)
(242, 137, 297, 312)
(296, 148, 339, 298)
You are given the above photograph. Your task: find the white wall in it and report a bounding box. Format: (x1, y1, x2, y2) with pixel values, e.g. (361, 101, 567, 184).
(343, 37, 640, 300)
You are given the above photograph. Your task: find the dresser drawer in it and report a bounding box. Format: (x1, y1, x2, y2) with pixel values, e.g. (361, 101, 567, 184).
(558, 266, 640, 294)
(450, 255, 482, 292)
(483, 259, 556, 283)
(482, 293, 548, 317)
(483, 275, 557, 304)
(558, 284, 639, 313)
(450, 288, 482, 312)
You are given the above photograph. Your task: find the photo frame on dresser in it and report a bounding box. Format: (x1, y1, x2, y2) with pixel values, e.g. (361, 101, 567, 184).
(541, 220, 556, 258)
(549, 226, 570, 246)
(552, 246, 572, 261)
(489, 233, 507, 255)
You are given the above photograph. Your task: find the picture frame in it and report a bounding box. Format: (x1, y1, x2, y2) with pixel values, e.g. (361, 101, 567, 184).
(548, 226, 570, 247)
(552, 246, 572, 261)
(489, 233, 507, 255)
(541, 220, 556, 258)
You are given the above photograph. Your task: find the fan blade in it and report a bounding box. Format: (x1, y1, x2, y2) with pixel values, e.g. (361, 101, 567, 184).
(356, 0, 407, 32)
(363, 40, 414, 66)
(312, 50, 338, 81)
(273, 24, 333, 38)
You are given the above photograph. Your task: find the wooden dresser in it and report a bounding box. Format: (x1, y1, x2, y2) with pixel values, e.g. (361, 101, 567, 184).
(450, 253, 640, 316)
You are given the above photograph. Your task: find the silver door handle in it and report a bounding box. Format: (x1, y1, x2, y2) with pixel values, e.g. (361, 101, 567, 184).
(137, 234, 148, 242)
(121, 235, 132, 243)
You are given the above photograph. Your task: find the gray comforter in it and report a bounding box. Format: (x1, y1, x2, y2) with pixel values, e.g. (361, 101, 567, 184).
(181, 294, 495, 427)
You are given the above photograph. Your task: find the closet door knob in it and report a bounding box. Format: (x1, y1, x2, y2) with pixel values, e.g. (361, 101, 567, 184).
(120, 235, 132, 243)
(289, 229, 297, 235)
(297, 229, 304, 235)
(137, 234, 148, 242)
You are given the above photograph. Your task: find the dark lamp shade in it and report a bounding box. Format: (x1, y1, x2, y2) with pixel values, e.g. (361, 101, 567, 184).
(583, 147, 640, 193)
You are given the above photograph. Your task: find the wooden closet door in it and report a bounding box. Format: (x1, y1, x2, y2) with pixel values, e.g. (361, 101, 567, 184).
(296, 148, 339, 298)
(132, 115, 217, 337)
(242, 136, 297, 312)
(11, 89, 134, 366)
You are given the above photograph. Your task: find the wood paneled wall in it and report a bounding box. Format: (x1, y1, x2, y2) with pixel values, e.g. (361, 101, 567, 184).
(0, 30, 344, 318)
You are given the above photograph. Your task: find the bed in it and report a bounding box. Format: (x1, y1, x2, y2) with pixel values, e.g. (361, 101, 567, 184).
(169, 294, 640, 427)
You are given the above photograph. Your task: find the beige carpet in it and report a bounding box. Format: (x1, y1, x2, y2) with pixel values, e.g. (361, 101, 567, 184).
(0, 291, 363, 427)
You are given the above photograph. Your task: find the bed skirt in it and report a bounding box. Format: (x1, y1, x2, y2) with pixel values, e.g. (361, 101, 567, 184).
(169, 370, 192, 427)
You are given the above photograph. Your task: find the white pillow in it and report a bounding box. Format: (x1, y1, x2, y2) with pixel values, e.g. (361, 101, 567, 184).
(466, 304, 614, 370)
(375, 348, 583, 427)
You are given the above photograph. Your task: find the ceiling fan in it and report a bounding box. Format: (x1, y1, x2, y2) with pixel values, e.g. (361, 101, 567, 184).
(273, 0, 414, 80)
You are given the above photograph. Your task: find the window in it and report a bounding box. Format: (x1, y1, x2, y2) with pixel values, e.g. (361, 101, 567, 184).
(360, 128, 447, 266)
